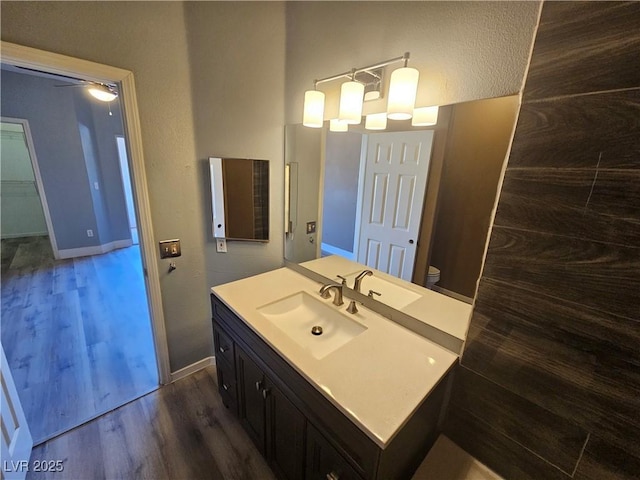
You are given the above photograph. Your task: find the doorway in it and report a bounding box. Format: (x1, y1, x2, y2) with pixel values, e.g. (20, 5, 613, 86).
(0, 43, 169, 447)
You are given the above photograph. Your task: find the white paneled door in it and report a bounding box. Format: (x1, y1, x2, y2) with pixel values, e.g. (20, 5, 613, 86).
(357, 130, 434, 281)
(1, 344, 33, 480)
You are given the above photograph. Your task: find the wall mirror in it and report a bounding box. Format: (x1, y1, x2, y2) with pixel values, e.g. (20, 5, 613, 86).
(283, 95, 519, 306)
(210, 157, 269, 242)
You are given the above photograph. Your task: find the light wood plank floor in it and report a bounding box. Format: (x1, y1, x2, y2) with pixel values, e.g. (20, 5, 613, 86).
(1, 236, 158, 444)
(26, 366, 275, 480)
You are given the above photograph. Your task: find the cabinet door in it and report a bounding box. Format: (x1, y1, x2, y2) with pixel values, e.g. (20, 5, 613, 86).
(237, 348, 266, 453)
(306, 425, 363, 480)
(265, 379, 306, 480)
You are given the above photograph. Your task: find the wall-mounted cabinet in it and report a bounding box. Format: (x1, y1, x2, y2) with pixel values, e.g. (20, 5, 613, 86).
(211, 293, 450, 480)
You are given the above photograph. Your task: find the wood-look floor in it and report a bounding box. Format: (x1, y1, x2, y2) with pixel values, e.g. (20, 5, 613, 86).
(26, 366, 276, 480)
(1, 236, 158, 444)
(27, 365, 492, 480)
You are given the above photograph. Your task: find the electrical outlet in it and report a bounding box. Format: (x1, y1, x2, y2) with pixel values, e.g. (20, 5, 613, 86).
(87, 229, 94, 237)
(216, 238, 227, 253)
(159, 239, 181, 259)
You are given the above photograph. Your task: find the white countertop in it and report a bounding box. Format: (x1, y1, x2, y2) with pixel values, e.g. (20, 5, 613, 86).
(212, 267, 458, 448)
(300, 256, 473, 340)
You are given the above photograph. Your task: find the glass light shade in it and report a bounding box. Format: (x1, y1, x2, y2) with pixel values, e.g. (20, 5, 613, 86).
(329, 119, 349, 132)
(412, 106, 439, 126)
(88, 85, 118, 102)
(365, 113, 387, 130)
(303, 90, 325, 128)
(338, 81, 364, 124)
(387, 67, 419, 120)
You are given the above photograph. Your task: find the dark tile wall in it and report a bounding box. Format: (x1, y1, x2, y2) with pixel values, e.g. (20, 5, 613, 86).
(444, 2, 640, 479)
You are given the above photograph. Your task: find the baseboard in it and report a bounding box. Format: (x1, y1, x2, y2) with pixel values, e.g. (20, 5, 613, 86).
(1, 231, 48, 239)
(432, 286, 474, 304)
(320, 242, 355, 260)
(170, 356, 216, 383)
(58, 238, 133, 259)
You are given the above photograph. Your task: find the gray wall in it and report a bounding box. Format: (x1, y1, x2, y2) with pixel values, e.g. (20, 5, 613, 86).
(285, 1, 541, 123)
(1, 1, 285, 371)
(1, 69, 130, 250)
(322, 131, 362, 254)
(1, 70, 100, 249)
(284, 124, 322, 263)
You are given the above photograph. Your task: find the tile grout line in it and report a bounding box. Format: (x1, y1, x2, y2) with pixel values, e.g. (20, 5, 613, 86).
(523, 85, 640, 104)
(571, 432, 591, 478)
(453, 403, 576, 478)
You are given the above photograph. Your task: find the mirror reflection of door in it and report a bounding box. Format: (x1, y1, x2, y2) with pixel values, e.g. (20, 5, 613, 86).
(322, 130, 434, 281)
(358, 130, 434, 281)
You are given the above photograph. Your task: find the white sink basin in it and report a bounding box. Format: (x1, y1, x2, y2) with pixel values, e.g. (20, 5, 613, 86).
(341, 272, 421, 310)
(257, 291, 367, 359)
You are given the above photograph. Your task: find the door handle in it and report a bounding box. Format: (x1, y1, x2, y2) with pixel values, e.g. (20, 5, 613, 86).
(262, 388, 270, 400)
(255, 380, 262, 392)
(409, 239, 414, 244)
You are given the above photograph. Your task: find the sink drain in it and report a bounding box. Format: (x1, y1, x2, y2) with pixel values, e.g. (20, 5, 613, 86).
(311, 325, 323, 336)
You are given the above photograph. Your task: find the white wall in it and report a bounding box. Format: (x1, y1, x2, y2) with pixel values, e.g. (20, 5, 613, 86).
(285, 1, 541, 123)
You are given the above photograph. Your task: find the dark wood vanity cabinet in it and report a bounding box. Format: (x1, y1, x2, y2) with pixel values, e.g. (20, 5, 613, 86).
(211, 293, 448, 480)
(236, 348, 306, 480)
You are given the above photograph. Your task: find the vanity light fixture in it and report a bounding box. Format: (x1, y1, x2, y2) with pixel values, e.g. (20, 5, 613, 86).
(387, 54, 419, 120)
(329, 118, 349, 132)
(88, 83, 118, 102)
(412, 106, 439, 126)
(365, 112, 388, 130)
(303, 87, 325, 128)
(302, 52, 417, 128)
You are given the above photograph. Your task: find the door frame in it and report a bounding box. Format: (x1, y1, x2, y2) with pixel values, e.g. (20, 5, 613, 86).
(0, 41, 171, 384)
(0, 117, 60, 257)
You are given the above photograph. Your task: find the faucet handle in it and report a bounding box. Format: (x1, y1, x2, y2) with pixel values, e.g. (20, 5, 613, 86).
(368, 290, 382, 299)
(336, 275, 347, 286)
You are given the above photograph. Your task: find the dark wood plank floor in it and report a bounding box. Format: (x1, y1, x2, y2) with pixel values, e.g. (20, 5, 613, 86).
(1, 236, 158, 444)
(26, 366, 276, 480)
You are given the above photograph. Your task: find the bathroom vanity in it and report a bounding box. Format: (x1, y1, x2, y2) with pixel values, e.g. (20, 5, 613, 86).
(211, 267, 457, 480)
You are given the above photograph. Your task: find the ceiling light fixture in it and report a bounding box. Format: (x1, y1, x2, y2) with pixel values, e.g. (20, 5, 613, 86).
(302, 52, 418, 128)
(88, 83, 118, 102)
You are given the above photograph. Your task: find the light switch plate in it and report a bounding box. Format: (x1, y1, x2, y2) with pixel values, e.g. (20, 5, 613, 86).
(159, 239, 181, 258)
(306, 221, 316, 234)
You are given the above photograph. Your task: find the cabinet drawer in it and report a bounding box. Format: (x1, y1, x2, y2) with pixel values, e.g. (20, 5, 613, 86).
(306, 424, 364, 480)
(216, 357, 237, 412)
(214, 324, 235, 366)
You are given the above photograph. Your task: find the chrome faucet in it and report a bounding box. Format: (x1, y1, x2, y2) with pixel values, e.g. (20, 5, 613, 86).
(319, 284, 344, 306)
(353, 270, 373, 293)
